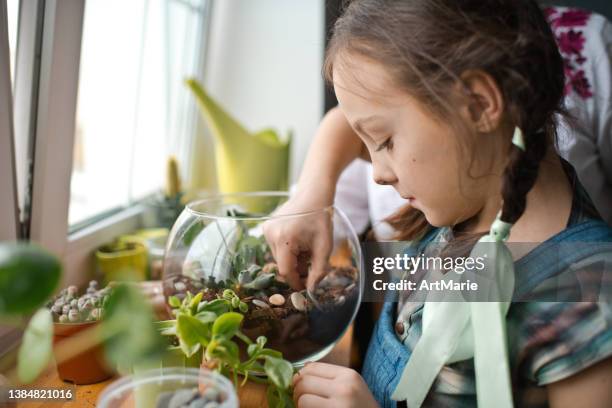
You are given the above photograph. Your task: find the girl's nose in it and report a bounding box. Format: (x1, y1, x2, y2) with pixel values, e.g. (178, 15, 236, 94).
(372, 161, 398, 186)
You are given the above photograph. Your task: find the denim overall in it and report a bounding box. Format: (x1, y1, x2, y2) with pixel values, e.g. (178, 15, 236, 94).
(362, 219, 612, 408)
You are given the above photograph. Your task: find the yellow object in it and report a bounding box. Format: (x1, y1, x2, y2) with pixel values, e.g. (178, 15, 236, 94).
(165, 156, 181, 198)
(186, 78, 291, 194)
(95, 242, 148, 284)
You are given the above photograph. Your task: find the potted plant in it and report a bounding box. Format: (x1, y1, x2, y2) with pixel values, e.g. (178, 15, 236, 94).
(164, 290, 295, 407)
(95, 241, 148, 284)
(46, 281, 114, 384)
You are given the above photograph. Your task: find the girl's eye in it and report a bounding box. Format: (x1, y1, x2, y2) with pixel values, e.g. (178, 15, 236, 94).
(376, 137, 393, 152)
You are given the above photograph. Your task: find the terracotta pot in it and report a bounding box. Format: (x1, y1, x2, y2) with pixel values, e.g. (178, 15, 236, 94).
(53, 321, 114, 384)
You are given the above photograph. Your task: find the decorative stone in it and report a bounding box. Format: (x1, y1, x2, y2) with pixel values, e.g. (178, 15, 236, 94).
(252, 299, 269, 309)
(290, 292, 307, 312)
(269, 294, 285, 306)
(174, 281, 187, 292)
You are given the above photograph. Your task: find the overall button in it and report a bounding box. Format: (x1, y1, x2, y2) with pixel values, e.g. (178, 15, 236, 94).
(395, 321, 405, 336)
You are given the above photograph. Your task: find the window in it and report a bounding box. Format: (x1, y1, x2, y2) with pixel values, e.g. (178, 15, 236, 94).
(69, 0, 209, 229)
(7, 0, 18, 86)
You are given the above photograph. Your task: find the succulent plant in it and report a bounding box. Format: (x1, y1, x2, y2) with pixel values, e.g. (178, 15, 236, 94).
(46, 280, 111, 323)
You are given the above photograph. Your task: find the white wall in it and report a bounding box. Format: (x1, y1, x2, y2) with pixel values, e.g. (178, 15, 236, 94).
(193, 0, 325, 187)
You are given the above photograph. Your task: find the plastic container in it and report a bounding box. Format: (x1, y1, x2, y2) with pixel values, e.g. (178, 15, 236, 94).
(97, 367, 238, 408)
(162, 191, 363, 366)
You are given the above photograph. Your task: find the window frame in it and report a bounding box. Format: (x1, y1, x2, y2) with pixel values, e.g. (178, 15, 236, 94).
(25, 0, 212, 281)
(0, 0, 19, 242)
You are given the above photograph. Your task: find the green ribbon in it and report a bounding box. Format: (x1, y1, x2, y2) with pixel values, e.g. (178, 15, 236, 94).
(392, 215, 515, 407)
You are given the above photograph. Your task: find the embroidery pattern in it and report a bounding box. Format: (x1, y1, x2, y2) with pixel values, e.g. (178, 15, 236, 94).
(545, 7, 593, 99)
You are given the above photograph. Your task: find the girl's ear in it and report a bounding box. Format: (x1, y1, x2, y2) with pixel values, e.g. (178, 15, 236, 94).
(457, 70, 504, 133)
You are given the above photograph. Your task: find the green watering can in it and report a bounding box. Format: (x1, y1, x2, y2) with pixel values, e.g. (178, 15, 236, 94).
(186, 79, 291, 195)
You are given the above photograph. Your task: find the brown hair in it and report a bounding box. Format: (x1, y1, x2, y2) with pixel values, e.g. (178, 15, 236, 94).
(324, 0, 565, 247)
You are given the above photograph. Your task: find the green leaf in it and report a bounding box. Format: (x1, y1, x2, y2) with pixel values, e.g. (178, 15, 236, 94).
(197, 299, 230, 315)
(168, 296, 181, 308)
(17, 308, 53, 383)
(264, 356, 293, 390)
(266, 385, 295, 408)
(179, 337, 202, 358)
(189, 292, 203, 314)
(177, 314, 210, 356)
(242, 273, 275, 290)
(195, 310, 218, 324)
(258, 348, 283, 359)
(211, 312, 243, 340)
(101, 284, 166, 368)
(0, 242, 61, 317)
(154, 320, 177, 336)
(247, 343, 259, 357)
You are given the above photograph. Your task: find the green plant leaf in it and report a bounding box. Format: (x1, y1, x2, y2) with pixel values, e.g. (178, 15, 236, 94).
(154, 320, 177, 336)
(17, 308, 53, 383)
(211, 312, 243, 340)
(195, 311, 217, 324)
(266, 384, 295, 408)
(177, 314, 210, 356)
(198, 298, 230, 315)
(258, 348, 283, 359)
(264, 356, 293, 390)
(189, 292, 203, 314)
(101, 284, 166, 368)
(0, 242, 61, 317)
(242, 273, 275, 290)
(168, 296, 181, 308)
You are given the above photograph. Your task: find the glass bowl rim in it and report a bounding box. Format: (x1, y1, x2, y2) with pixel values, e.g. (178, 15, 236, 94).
(97, 367, 238, 408)
(184, 191, 334, 221)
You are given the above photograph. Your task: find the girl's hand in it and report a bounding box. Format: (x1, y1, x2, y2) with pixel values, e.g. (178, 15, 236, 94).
(262, 193, 333, 290)
(292, 362, 380, 408)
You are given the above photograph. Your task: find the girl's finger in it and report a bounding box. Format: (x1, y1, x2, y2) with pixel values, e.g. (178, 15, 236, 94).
(298, 362, 340, 379)
(293, 374, 333, 400)
(275, 244, 304, 290)
(296, 394, 333, 408)
(306, 231, 332, 290)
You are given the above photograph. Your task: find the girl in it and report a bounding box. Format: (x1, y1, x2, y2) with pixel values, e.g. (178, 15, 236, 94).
(262, 0, 612, 407)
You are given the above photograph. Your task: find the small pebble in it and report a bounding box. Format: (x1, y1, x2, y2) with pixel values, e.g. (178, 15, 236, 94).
(252, 299, 270, 309)
(335, 295, 346, 306)
(203, 402, 219, 408)
(290, 292, 307, 312)
(86, 287, 96, 294)
(89, 280, 98, 288)
(59, 315, 69, 323)
(51, 305, 62, 314)
(70, 299, 78, 308)
(174, 281, 187, 292)
(346, 283, 356, 292)
(168, 388, 198, 408)
(155, 391, 174, 408)
(54, 298, 65, 307)
(202, 387, 219, 401)
(67, 285, 78, 296)
(269, 294, 285, 306)
(188, 400, 206, 408)
(62, 305, 70, 314)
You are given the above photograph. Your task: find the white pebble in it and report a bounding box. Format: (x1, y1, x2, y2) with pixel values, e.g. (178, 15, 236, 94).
(252, 299, 270, 309)
(269, 294, 285, 306)
(290, 292, 307, 312)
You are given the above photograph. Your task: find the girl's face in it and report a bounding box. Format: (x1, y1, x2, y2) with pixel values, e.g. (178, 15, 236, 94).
(333, 55, 502, 227)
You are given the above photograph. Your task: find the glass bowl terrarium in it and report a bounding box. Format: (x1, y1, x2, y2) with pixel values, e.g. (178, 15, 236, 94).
(162, 192, 362, 365)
